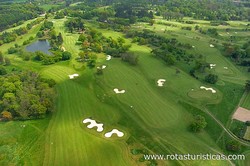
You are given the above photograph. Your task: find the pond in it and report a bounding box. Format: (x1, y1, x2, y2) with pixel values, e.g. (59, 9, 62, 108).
(26, 39, 52, 55)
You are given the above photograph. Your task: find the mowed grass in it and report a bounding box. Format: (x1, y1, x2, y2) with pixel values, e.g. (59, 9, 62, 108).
(39, 28, 230, 165)
(188, 89, 218, 101)
(51, 18, 84, 69)
(41, 65, 134, 166)
(241, 92, 250, 110)
(0, 119, 49, 165)
(244, 127, 250, 140)
(134, 19, 249, 86)
(97, 52, 229, 165)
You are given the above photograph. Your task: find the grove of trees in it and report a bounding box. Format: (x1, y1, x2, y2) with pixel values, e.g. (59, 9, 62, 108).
(0, 3, 44, 31)
(190, 115, 207, 132)
(0, 71, 56, 120)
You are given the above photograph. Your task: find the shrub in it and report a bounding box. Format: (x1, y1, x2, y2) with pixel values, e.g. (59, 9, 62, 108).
(61, 51, 71, 61)
(0, 66, 7, 75)
(205, 74, 218, 84)
(8, 47, 18, 54)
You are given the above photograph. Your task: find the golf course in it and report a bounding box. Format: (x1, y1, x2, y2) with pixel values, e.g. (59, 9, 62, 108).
(0, 0, 250, 166)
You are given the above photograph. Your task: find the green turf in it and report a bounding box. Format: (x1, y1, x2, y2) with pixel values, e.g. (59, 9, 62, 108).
(244, 127, 250, 141)
(241, 92, 250, 110)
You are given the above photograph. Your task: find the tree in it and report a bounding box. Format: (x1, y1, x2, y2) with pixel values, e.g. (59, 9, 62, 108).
(190, 115, 207, 132)
(246, 80, 250, 91)
(1, 111, 12, 120)
(61, 51, 71, 61)
(36, 31, 44, 38)
(0, 51, 4, 64)
(78, 34, 86, 42)
(8, 47, 17, 54)
(121, 52, 139, 65)
(5, 57, 11, 66)
(96, 68, 103, 75)
(87, 59, 96, 68)
(149, 19, 155, 26)
(205, 74, 218, 84)
(164, 54, 176, 65)
(176, 68, 181, 75)
(226, 140, 241, 152)
(0, 66, 7, 75)
(57, 32, 63, 45)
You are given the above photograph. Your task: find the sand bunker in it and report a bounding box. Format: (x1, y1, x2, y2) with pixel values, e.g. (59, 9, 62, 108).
(200, 86, 216, 93)
(69, 74, 79, 79)
(97, 65, 106, 70)
(224, 67, 228, 69)
(232, 107, 250, 122)
(106, 55, 111, 61)
(114, 88, 126, 94)
(157, 79, 166, 87)
(61, 46, 66, 52)
(210, 44, 215, 48)
(83, 118, 104, 132)
(210, 64, 216, 69)
(104, 129, 124, 138)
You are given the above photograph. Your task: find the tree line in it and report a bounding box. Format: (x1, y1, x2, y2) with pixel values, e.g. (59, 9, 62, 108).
(0, 3, 44, 31)
(0, 18, 44, 45)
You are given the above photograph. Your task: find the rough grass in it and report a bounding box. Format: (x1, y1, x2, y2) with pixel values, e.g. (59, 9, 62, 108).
(244, 127, 250, 140)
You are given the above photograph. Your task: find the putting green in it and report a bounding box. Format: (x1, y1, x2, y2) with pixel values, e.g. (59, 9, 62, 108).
(188, 89, 218, 101)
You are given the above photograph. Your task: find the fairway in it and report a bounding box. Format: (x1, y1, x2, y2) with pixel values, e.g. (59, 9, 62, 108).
(241, 92, 250, 110)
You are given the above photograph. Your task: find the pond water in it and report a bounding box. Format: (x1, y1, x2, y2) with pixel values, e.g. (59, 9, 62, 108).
(26, 39, 52, 55)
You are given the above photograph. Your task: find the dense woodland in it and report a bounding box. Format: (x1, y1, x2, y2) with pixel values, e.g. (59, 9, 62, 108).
(0, 71, 56, 120)
(85, 0, 250, 21)
(0, 3, 43, 31)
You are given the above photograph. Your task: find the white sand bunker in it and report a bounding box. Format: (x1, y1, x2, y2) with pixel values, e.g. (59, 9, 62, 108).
(61, 46, 66, 52)
(69, 74, 79, 79)
(210, 44, 214, 48)
(157, 79, 166, 87)
(97, 65, 106, 69)
(114, 88, 126, 94)
(210, 64, 216, 69)
(104, 129, 124, 138)
(106, 55, 111, 61)
(83, 118, 104, 132)
(200, 86, 216, 93)
(232, 107, 250, 122)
